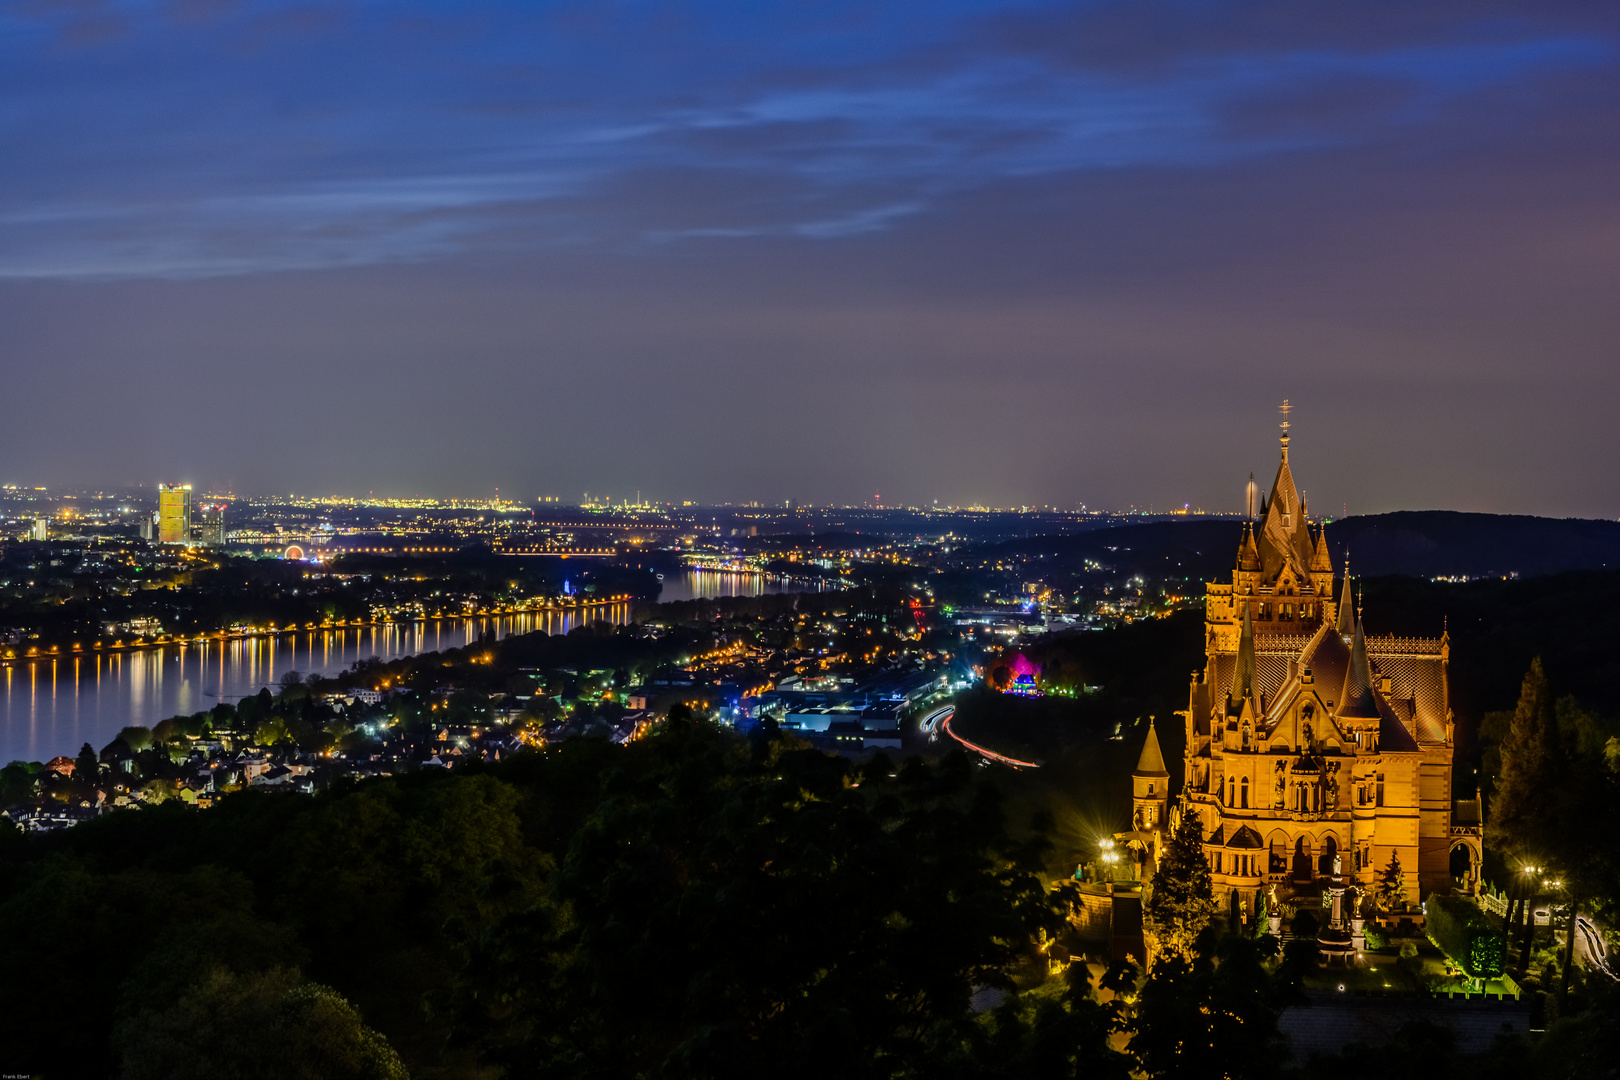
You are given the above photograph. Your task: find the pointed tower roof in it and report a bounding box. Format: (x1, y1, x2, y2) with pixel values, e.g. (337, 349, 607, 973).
(1311, 523, 1333, 574)
(1256, 402, 1315, 582)
(1336, 567, 1355, 636)
(1337, 613, 1380, 720)
(1135, 720, 1169, 777)
(1237, 523, 1260, 571)
(1234, 604, 1256, 703)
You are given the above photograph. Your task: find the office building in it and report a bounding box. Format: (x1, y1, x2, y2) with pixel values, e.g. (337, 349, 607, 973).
(158, 484, 192, 544)
(197, 503, 226, 547)
(30, 518, 48, 541)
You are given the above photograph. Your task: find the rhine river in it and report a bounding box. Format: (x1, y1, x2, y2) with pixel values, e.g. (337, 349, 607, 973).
(0, 570, 816, 764)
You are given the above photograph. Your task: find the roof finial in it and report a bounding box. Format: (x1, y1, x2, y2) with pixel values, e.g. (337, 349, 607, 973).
(1278, 399, 1292, 461)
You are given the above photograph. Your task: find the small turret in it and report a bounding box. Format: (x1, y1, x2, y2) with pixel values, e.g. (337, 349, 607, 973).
(1311, 524, 1333, 574)
(1336, 566, 1355, 636)
(1338, 612, 1380, 720)
(1132, 720, 1171, 831)
(1237, 523, 1261, 572)
(1234, 604, 1257, 703)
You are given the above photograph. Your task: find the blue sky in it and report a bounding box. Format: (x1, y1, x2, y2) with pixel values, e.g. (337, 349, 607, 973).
(3, 0, 1619, 511)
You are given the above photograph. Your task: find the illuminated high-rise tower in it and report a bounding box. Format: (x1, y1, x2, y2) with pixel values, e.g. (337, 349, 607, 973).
(197, 503, 226, 546)
(158, 483, 192, 544)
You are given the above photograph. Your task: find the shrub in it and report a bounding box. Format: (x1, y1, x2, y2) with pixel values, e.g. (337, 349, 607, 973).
(1424, 893, 1505, 979)
(1362, 925, 1387, 951)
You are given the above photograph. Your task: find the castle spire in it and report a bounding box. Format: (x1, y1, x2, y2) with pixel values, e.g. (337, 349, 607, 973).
(1336, 562, 1355, 636)
(1234, 603, 1256, 702)
(1337, 608, 1380, 720)
(1310, 522, 1333, 574)
(1238, 522, 1260, 571)
(1135, 719, 1169, 778)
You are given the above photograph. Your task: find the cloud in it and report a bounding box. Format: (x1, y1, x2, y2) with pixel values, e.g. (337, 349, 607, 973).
(2, 0, 1614, 278)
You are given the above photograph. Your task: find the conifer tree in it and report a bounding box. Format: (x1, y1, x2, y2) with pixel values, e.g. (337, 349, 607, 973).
(74, 742, 99, 786)
(1373, 852, 1407, 913)
(1144, 806, 1215, 962)
(1488, 658, 1564, 861)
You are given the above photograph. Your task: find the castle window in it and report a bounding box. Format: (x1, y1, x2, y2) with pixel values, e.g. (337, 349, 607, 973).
(1228, 777, 1236, 807)
(1240, 777, 1249, 808)
(1375, 773, 1385, 807)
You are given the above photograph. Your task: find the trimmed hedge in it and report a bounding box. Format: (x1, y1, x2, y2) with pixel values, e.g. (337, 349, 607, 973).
(1425, 892, 1506, 979)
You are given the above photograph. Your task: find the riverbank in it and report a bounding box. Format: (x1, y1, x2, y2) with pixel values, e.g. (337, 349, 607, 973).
(0, 595, 637, 668)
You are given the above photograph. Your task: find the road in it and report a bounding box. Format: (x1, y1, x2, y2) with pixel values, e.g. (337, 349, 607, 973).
(1575, 914, 1616, 982)
(923, 706, 1041, 770)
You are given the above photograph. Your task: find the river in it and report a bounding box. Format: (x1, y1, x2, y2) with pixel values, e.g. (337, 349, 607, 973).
(0, 571, 817, 764)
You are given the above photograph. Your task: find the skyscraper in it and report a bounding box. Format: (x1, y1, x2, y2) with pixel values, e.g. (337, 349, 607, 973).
(158, 483, 192, 544)
(197, 503, 226, 546)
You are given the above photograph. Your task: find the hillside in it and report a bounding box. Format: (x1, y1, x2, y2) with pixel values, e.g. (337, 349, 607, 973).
(976, 511, 1620, 582)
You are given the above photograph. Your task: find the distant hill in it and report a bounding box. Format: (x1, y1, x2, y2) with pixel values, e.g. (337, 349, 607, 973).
(1323, 511, 1620, 579)
(978, 511, 1620, 582)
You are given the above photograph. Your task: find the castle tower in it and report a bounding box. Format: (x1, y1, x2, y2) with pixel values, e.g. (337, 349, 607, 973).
(1133, 720, 1170, 832)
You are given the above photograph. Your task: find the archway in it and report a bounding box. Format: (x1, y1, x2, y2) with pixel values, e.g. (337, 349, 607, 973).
(1450, 841, 1478, 886)
(1268, 832, 1289, 874)
(1293, 836, 1313, 880)
(1318, 834, 1339, 875)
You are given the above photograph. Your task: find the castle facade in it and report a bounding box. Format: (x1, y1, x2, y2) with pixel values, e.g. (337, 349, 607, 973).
(1133, 418, 1482, 920)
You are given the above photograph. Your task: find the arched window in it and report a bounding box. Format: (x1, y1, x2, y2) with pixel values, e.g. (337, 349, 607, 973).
(1240, 777, 1249, 809)
(1228, 777, 1236, 807)
(1375, 773, 1385, 807)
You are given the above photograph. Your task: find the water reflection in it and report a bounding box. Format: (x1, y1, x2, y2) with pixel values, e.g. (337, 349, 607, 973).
(0, 571, 831, 763)
(0, 604, 629, 765)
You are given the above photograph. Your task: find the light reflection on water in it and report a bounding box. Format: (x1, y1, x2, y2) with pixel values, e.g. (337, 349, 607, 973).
(0, 605, 628, 765)
(0, 572, 827, 763)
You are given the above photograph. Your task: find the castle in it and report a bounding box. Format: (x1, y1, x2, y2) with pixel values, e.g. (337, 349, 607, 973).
(1130, 411, 1483, 927)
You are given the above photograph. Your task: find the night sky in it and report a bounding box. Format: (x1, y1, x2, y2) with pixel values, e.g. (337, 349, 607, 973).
(3, 1, 1618, 515)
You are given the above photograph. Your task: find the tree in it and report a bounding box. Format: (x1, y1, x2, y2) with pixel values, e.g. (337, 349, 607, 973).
(1373, 852, 1407, 913)
(1488, 659, 1563, 863)
(74, 742, 98, 786)
(1144, 806, 1215, 962)
(116, 967, 407, 1080)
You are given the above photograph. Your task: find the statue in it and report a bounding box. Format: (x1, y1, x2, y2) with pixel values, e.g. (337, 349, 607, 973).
(1267, 881, 1279, 908)
(1351, 888, 1363, 918)
(1274, 775, 1285, 808)
(1332, 852, 1342, 876)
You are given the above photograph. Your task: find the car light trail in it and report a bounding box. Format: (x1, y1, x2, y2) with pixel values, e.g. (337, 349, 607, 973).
(937, 708, 1040, 770)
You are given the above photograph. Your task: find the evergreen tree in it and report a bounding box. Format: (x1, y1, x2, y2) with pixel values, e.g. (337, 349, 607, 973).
(1488, 658, 1564, 862)
(1144, 806, 1215, 962)
(1373, 852, 1407, 913)
(74, 742, 99, 786)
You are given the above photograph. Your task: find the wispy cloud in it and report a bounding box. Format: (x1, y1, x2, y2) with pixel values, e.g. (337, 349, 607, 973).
(1, 0, 1614, 277)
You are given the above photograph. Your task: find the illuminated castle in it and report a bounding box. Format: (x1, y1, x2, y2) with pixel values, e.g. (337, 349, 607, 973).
(1153, 407, 1481, 924)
